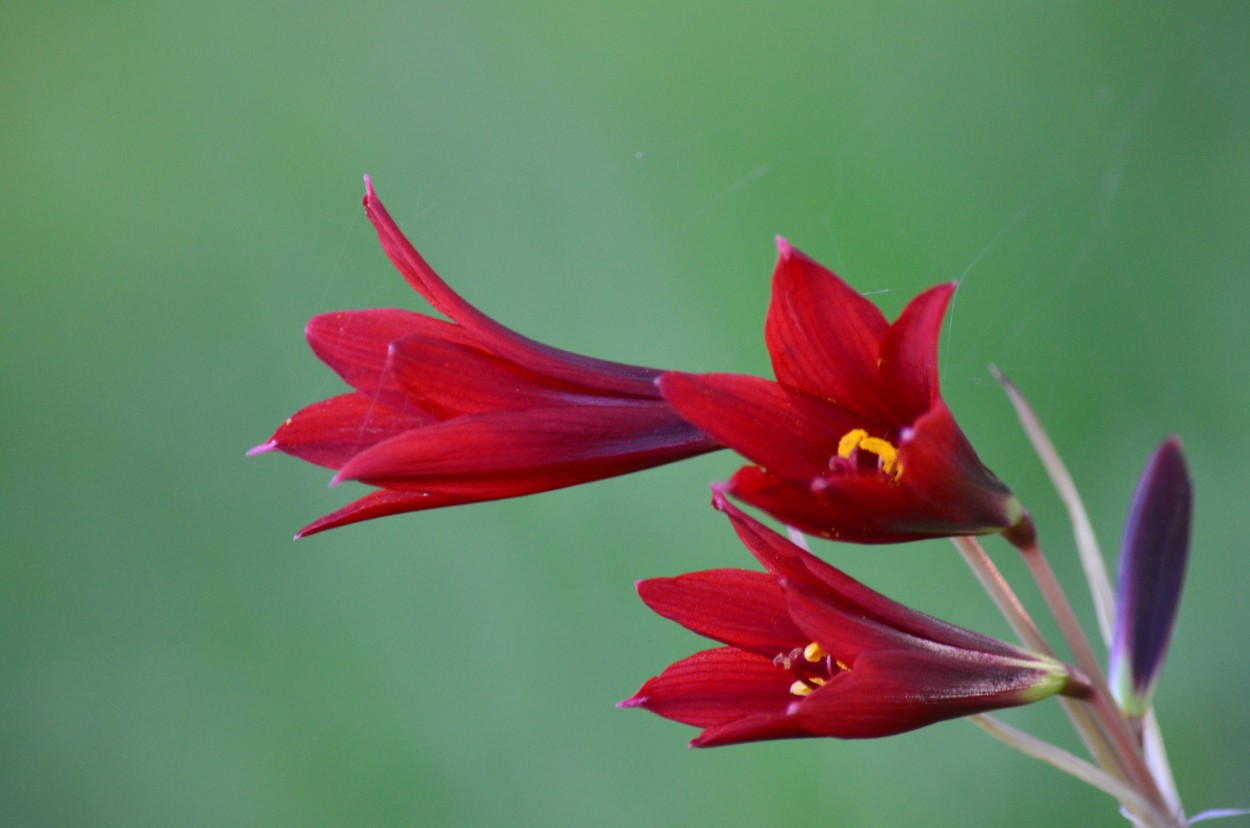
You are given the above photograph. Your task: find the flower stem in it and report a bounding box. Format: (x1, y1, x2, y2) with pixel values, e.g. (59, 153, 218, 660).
(951, 535, 1046, 651)
(953, 535, 1132, 792)
(991, 365, 1116, 645)
(1013, 535, 1178, 824)
(969, 714, 1168, 826)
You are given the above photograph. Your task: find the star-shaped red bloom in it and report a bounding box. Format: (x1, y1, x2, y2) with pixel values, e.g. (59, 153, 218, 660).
(250, 178, 718, 537)
(658, 240, 1024, 543)
(620, 496, 1081, 746)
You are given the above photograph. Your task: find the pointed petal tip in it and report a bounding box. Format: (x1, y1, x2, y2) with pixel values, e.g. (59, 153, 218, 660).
(774, 235, 793, 258)
(294, 519, 329, 540)
(246, 440, 277, 457)
(616, 694, 647, 709)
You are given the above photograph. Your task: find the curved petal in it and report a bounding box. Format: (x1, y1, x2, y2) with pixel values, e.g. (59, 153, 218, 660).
(715, 498, 1029, 659)
(719, 401, 1019, 542)
(877, 282, 954, 420)
(306, 309, 471, 406)
(294, 489, 484, 538)
(363, 178, 660, 397)
(388, 334, 601, 419)
(334, 403, 719, 491)
(894, 400, 1020, 531)
(659, 372, 861, 478)
(637, 571, 805, 657)
(620, 647, 796, 733)
(725, 466, 931, 544)
(765, 239, 888, 408)
(793, 649, 1058, 739)
(258, 393, 434, 469)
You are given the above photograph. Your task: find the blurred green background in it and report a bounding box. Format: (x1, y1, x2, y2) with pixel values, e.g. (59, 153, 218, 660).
(3, 2, 1248, 825)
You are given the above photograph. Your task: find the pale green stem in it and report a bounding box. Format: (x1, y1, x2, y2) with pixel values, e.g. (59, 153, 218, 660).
(970, 715, 1169, 827)
(1017, 540, 1177, 824)
(952, 535, 1132, 789)
(951, 535, 1046, 651)
(991, 365, 1115, 646)
(992, 366, 1183, 816)
(1143, 710, 1182, 816)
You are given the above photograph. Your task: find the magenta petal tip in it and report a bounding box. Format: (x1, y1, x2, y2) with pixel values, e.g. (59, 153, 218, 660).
(616, 695, 646, 709)
(363, 173, 373, 194)
(775, 235, 793, 257)
(246, 440, 277, 457)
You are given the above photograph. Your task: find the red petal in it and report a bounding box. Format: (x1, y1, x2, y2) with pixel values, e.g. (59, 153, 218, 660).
(765, 240, 888, 409)
(621, 647, 797, 734)
(878, 282, 954, 419)
(659, 372, 860, 478)
(362, 179, 660, 397)
(893, 400, 1018, 531)
(295, 489, 481, 538)
(713, 497, 1025, 658)
(793, 649, 1053, 738)
(725, 466, 928, 544)
(261, 393, 434, 469)
(636, 570, 805, 657)
(306, 309, 470, 406)
(388, 334, 600, 419)
(722, 401, 1019, 540)
(334, 403, 717, 491)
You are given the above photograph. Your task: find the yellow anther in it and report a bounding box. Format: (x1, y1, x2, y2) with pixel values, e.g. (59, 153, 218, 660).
(836, 429, 869, 460)
(789, 681, 814, 697)
(835, 428, 901, 478)
(858, 436, 899, 475)
(835, 659, 850, 672)
(803, 642, 826, 662)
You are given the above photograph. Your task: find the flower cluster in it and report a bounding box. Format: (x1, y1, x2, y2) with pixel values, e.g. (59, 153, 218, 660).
(254, 182, 1202, 826)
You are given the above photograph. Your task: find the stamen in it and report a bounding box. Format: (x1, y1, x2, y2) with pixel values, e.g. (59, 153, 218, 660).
(836, 429, 869, 459)
(834, 428, 902, 479)
(789, 680, 814, 697)
(803, 642, 826, 662)
(858, 436, 899, 475)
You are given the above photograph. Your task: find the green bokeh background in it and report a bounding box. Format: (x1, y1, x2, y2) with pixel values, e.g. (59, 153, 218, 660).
(3, 2, 1248, 825)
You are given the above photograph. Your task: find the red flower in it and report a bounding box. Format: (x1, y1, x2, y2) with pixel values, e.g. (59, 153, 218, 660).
(250, 178, 718, 537)
(658, 240, 1023, 543)
(620, 496, 1082, 746)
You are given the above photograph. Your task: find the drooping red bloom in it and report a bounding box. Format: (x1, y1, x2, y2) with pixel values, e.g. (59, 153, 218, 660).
(658, 240, 1024, 543)
(620, 495, 1082, 746)
(250, 177, 719, 537)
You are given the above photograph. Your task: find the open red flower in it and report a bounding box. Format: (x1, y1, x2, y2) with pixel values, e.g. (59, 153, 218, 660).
(250, 178, 719, 537)
(658, 240, 1023, 543)
(620, 495, 1082, 746)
